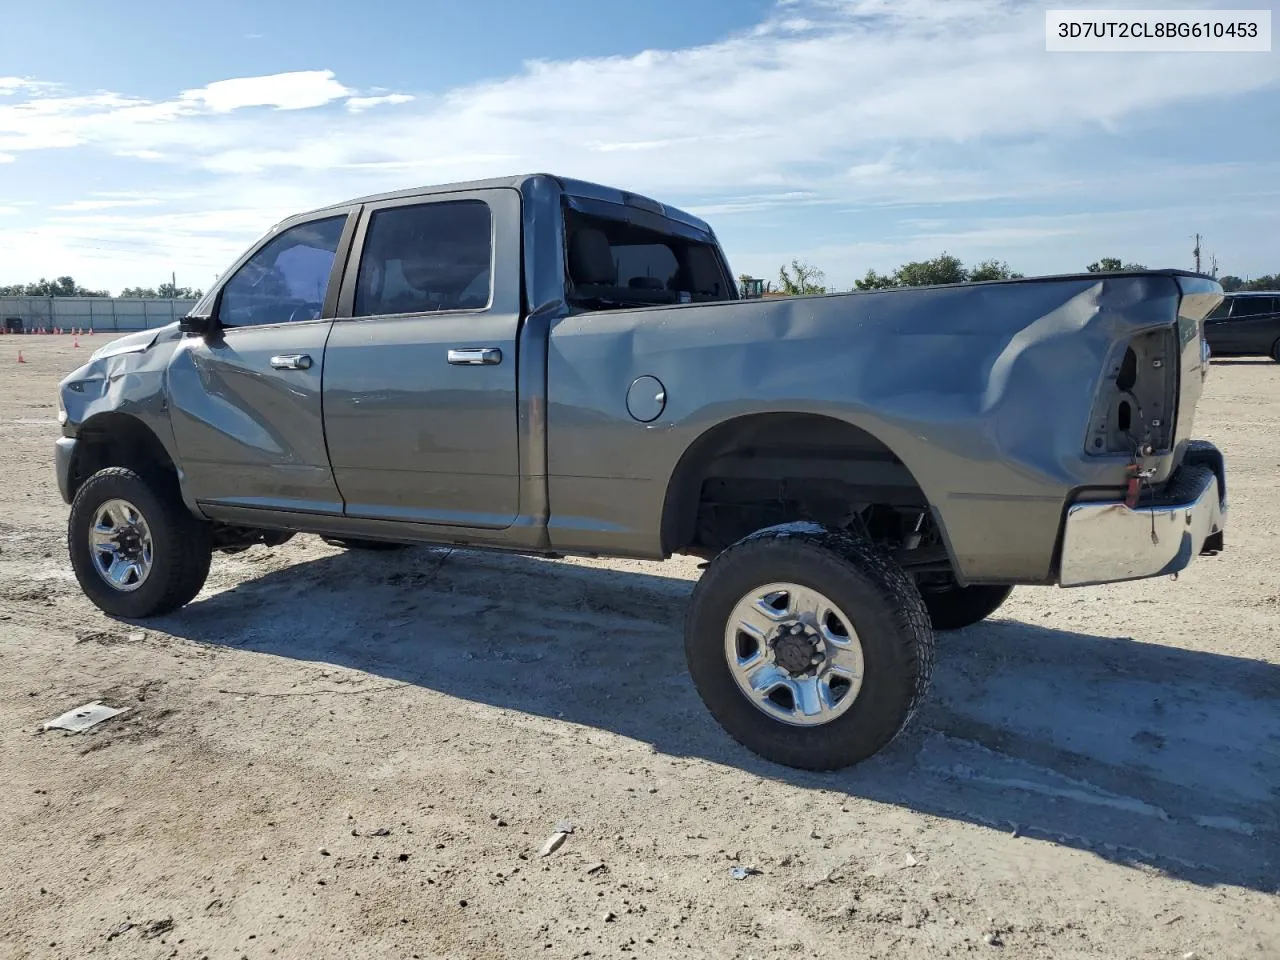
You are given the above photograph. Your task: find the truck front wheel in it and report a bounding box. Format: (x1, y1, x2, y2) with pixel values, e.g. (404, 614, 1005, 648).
(684, 524, 935, 771)
(68, 467, 213, 619)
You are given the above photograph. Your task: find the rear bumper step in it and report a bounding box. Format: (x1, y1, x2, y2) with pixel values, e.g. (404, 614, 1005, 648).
(1058, 440, 1227, 588)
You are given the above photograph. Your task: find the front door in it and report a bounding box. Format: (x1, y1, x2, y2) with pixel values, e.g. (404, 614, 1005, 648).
(322, 188, 522, 528)
(168, 211, 355, 514)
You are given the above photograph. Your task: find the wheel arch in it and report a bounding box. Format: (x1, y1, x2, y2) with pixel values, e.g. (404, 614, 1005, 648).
(659, 411, 958, 567)
(68, 412, 180, 501)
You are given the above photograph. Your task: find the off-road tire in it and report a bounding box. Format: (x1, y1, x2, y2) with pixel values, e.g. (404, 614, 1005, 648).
(684, 523, 935, 771)
(921, 584, 1014, 631)
(321, 537, 408, 552)
(68, 467, 212, 618)
(1270, 339, 1280, 363)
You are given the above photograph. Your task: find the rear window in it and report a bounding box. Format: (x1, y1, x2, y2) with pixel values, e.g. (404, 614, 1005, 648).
(563, 209, 732, 309)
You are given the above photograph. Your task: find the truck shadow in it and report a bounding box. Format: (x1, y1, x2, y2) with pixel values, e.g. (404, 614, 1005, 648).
(161, 543, 1280, 893)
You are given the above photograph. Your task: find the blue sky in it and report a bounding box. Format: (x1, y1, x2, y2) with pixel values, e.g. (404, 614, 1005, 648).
(1, 0, 1278, 293)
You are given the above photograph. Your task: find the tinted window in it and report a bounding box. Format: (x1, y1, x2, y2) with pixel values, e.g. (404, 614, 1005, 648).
(1206, 299, 1231, 320)
(354, 201, 492, 317)
(1231, 297, 1275, 318)
(563, 210, 732, 307)
(614, 244, 679, 291)
(219, 215, 346, 328)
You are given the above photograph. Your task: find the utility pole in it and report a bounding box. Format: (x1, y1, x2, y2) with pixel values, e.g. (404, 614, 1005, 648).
(1193, 233, 1202, 273)
(171, 270, 177, 298)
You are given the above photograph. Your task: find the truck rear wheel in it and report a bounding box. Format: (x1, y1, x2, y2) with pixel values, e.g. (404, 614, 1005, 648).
(920, 583, 1013, 631)
(684, 523, 935, 771)
(68, 467, 212, 618)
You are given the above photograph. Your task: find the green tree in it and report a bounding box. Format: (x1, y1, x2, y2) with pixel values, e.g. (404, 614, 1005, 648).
(776, 259, 827, 296)
(853, 269, 899, 291)
(1241, 274, 1279, 291)
(119, 286, 158, 298)
(1218, 275, 1243, 292)
(967, 259, 1024, 282)
(893, 252, 967, 287)
(854, 251, 1013, 290)
(158, 282, 202, 299)
(1086, 257, 1146, 273)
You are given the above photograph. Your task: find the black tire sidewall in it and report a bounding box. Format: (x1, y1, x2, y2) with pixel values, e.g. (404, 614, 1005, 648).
(685, 533, 929, 770)
(923, 584, 1014, 631)
(68, 468, 209, 619)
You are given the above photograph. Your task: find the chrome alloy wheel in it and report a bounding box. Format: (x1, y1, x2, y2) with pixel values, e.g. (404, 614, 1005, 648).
(724, 582, 865, 726)
(89, 498, 154, 592)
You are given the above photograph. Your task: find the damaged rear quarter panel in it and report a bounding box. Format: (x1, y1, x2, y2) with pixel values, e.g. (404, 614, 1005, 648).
(545, 274, 1185, 583)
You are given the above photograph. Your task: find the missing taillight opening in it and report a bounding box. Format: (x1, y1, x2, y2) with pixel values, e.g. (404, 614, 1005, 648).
(1085, 329, 1178, 456)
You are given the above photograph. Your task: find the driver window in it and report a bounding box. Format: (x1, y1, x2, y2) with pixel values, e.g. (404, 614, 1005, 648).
(218, 215, 347, 328)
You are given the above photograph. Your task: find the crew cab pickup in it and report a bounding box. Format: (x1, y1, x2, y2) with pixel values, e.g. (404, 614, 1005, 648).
(55, 173, 1228, 770)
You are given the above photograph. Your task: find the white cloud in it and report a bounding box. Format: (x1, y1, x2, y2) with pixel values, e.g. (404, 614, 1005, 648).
(0, 0, 1278, 289)
(346, 93, 415, 113)
(181, 70, 353, 113)
(54, 198, 164, 211)
(0, 77, 55, 96)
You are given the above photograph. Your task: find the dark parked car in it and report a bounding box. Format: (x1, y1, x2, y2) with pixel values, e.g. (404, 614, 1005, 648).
(1203, 291, 1280, 361)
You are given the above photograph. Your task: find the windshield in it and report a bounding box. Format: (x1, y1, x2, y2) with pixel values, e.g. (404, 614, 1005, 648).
(563, 207, 734, 310)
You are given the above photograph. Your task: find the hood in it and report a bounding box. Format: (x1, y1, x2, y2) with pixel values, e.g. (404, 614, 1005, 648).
(88, 321, 182, 361)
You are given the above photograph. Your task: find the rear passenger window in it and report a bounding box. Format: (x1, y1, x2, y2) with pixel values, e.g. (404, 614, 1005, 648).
(354, 201, 492, 317)
(1231, 297, 1274, 318)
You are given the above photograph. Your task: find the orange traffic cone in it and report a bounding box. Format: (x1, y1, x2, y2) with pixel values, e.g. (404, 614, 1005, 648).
(73, 337, 80, 348)
(17, 351, 25, 363)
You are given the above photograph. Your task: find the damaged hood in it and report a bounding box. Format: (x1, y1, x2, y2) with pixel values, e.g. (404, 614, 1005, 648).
(87, 322, 182, 361)
(59, 322, 185, 438)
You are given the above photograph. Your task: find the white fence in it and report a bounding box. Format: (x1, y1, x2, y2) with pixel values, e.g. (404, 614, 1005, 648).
(0, 296, 200, 333)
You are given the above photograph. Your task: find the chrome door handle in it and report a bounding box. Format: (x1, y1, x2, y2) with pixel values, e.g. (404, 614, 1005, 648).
(448, 347, 502, 366)
(270, 354, 312, 370)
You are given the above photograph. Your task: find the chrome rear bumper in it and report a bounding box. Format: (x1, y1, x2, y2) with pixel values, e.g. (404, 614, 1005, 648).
(1059, 442, 1226, 588)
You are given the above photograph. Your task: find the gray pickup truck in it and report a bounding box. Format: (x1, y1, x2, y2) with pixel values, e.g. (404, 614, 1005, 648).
(54, 173, 1228, 770)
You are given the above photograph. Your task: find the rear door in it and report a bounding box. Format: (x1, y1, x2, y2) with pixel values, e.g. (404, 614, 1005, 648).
(322, 188, 523, 528)
(167, 210, 357, 514)
(1233, 296, 1279, 354)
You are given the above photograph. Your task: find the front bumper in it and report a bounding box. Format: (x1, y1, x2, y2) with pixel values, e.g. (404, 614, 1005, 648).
(1059, 441, 1227, 588)
(54, 436, 77, 504)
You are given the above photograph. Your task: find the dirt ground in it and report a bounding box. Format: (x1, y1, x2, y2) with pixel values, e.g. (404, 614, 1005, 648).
(0, 333, 1276, 960)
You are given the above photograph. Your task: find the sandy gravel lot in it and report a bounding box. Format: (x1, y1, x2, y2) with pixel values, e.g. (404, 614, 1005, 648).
(0, 333, 1276, 960)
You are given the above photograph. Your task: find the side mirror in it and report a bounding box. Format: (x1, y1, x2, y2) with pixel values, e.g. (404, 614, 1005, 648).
(179, 313, 217, 337)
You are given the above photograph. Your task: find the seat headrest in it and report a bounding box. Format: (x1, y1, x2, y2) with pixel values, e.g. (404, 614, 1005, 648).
(568, 228, 617, 286)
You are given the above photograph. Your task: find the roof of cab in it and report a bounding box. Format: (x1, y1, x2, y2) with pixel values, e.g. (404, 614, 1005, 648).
(293, 173, 714, 235)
